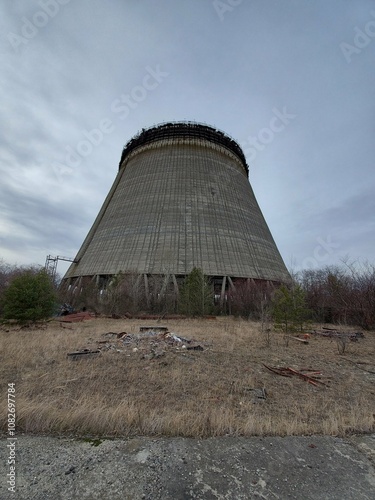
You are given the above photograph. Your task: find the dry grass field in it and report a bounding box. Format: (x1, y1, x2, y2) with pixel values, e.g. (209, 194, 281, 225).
(0, 317, 374, 438)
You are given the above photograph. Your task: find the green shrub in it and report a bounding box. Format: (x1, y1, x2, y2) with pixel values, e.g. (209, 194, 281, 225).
(272, 284, 310, 333)
(178, 267, 213, 316)
(1, 269, 56, 322)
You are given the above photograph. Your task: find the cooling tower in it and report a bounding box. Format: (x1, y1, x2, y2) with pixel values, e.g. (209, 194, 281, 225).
(64, 122, 290, 291)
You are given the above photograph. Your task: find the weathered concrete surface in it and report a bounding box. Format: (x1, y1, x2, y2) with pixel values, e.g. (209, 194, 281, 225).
(1, 434, 374, 499)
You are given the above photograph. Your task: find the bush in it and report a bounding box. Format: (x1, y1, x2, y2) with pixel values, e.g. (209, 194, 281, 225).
(178, 268, 213, 316)
(298, 262, 375, 329)
(1, 269, 56, 322)
(272, 284, 310, 333)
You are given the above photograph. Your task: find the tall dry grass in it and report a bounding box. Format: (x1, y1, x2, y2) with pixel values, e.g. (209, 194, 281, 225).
(0, 317, 374, 438)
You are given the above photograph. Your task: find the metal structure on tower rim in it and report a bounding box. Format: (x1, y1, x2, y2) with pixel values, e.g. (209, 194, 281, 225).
(63, 122, 290, 297)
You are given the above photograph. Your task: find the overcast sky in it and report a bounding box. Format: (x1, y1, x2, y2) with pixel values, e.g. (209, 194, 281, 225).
(1, 0, 374, 277)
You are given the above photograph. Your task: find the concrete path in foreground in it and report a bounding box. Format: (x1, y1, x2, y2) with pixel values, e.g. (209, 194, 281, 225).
(1, 434, 374, 499)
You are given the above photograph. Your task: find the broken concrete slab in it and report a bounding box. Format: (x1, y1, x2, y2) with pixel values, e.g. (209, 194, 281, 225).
(67, 349, 101, 361)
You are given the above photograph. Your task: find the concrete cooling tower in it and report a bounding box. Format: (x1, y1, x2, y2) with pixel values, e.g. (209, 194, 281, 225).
(63, 122, 290, 295)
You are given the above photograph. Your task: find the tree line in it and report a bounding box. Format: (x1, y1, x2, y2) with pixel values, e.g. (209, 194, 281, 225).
(0, 259, 374, 330)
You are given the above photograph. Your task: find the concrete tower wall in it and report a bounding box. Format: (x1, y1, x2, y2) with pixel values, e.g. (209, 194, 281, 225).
(64, 123, 290, 284)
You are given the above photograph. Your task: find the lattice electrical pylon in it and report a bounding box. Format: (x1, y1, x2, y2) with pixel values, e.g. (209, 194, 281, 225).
(45, 255, 76, 281)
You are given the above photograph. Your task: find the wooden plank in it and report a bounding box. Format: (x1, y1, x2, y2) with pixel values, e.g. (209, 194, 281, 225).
(262, 363, 292, 377)
(287, 336, 309, 344)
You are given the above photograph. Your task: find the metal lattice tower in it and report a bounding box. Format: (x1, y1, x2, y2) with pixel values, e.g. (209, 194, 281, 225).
(45, 255, 76, 281)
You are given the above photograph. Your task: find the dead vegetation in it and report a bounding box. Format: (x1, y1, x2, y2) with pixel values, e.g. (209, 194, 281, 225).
(0, 317, 374, 438)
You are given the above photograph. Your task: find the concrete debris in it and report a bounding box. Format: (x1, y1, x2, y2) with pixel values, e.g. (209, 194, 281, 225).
(308, 328, 364, 341)
(247, 388, 267, 403)
(92, 327, 206, 358)
(186, 344, 204, 351)
(67, 349, 101, 361)
(141, 349, 166, 360)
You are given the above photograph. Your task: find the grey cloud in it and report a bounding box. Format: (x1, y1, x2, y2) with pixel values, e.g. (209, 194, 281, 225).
(0, 0, 374, 269)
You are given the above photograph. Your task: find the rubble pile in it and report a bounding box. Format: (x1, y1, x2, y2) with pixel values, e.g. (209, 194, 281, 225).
(308, 327, 364, 342)
(68, 326, 206, 361)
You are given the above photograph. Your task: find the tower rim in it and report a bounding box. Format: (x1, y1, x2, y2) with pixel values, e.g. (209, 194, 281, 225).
(119, 121, 249, 175)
